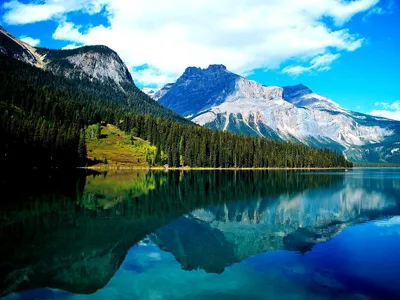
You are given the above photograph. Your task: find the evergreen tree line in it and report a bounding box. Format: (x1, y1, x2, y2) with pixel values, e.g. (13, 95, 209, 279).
(119, 114, 352, 168)
(0, 55, 352, 168)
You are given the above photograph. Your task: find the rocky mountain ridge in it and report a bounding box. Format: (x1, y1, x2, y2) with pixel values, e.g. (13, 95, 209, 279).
(36, 45, 134, 88)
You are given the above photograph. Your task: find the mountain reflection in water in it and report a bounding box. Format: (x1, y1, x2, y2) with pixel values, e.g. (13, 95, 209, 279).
(0, 169, 399, 299)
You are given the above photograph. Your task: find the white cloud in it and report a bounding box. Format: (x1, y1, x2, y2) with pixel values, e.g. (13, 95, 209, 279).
(131, 67, 175, 88)
(2, 0, 380, 86)
(19, 35, 40, 46)
(2, 0, 108, 25)
(53, 21, 86, 41)
(369, 101, 400, 121)
(283, 53, 340, 75)
(62, 43, 80, 50)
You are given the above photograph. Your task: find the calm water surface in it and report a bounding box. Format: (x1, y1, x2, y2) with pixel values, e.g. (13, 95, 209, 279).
(0, 169, 399, 299)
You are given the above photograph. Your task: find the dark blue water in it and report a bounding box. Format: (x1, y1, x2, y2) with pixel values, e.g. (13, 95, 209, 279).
(1, 169, 399, 299)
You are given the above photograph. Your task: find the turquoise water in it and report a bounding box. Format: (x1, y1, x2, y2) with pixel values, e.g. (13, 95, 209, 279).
(0, 169, 399, 299)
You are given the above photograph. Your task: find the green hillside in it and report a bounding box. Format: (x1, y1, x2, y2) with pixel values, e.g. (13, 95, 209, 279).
(0, 53, 352, 169)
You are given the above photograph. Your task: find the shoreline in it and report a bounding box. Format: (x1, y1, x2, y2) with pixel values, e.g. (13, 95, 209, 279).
(83, 165, 351, 171)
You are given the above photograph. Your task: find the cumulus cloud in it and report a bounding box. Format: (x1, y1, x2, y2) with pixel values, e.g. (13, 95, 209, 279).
(369, 101, 400, 121)
(19, 35, 40, 46)
(53, 21, 86, 41)
(282, 53, 341, 75)
(2, 0, 380, 86)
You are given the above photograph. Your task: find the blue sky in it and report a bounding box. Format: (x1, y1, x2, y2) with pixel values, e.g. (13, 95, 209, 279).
(0, 0, 399, 119)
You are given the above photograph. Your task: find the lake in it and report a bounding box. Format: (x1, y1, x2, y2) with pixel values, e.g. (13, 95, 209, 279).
(0, 169, 399, 299)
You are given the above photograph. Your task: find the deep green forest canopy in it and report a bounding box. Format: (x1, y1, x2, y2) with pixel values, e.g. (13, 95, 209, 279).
(0, 55, 352, 168)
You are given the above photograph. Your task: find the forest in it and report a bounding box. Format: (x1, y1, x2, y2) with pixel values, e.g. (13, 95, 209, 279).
(0, 54, 353, 169)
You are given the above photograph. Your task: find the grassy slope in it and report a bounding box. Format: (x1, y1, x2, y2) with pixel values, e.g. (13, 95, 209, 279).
(86, 124, 156, 169)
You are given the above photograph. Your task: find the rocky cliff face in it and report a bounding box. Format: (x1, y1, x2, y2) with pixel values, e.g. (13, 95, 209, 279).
(156, 65, 400, 162)
(37, 46, 134, 88)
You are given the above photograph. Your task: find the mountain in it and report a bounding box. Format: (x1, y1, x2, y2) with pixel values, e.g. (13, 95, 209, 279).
(157, 65, 400, 162)
(0, 26, 184, 122)
(0, 27, 186, 168)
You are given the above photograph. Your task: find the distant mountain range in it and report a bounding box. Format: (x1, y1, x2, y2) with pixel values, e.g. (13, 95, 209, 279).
(147, 65, 400, 162)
